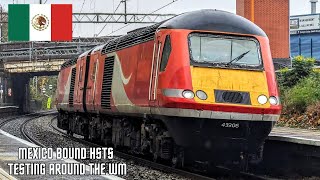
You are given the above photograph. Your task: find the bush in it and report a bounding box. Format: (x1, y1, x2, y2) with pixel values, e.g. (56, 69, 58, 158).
(277, 56, 315, 89)
(283, 72, 320, 114)
(277, 56, 320, 128)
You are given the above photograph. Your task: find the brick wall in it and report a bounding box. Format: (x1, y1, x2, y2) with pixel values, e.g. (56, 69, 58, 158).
(236, 0, 290, 62)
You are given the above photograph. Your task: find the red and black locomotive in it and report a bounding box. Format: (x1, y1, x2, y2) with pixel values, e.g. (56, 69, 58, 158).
(56, 9, 281, 168)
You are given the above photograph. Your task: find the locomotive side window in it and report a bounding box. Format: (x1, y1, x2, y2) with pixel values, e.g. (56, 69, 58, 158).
(189, 34, 262, 69)
(160, 35, 172, 72)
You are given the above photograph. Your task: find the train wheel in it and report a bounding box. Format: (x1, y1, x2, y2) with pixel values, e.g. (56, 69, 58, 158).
(67, 130, 73, 136)
(239, 152, 249, 171)
(171, 155, 184, 168)
(172, 147, 184, 168)
(172, 156, 184, 168)
(84, 134, 89, 141)
(153, 153, 158, 163)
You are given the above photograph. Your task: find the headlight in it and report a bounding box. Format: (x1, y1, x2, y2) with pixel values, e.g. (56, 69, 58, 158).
(196, 90, 207, 100)
(182, 90, 194, 99)
(269, 96, 278, 105)
(257, 95, 268, 105)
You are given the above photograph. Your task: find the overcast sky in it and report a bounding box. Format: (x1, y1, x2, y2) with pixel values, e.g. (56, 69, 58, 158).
(0, 0, 317, 37)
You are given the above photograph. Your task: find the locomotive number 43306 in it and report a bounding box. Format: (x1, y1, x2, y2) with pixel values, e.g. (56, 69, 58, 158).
(221, 123, 240, 128)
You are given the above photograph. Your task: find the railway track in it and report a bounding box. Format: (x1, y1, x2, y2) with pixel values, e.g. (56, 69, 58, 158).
(0, 110, 57, 144)
(0, 112, 272, 179)
(0, 116, 18, 128)
(0, 113, 190, 179)
(49, 117, 269, 180)
(0, 110, 56, 129)
(20, 115, 46, 147)
(4, 111, 315, 179)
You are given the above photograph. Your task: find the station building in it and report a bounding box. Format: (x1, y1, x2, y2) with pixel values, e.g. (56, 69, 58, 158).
(290, 14, 320, 60)
(290, 0, 320, 61)
(237, 0, 320, 67)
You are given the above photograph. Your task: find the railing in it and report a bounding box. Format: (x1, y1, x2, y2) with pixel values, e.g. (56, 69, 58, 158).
(0, 45, 96, 61)
(0, 36, 120, 61)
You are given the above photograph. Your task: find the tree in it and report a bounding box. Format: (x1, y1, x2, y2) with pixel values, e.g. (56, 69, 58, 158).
(29, 76, 58, 110)
(278, 56, 315, 89)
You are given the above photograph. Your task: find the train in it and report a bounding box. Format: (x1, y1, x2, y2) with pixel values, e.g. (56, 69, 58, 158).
(56, 9, 282, 169)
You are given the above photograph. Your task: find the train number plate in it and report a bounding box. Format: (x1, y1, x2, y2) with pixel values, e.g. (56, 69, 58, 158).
(221, 123, 240, 128)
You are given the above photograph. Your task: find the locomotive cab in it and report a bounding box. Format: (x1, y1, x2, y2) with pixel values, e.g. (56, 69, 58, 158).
(152, 10, 281, 165)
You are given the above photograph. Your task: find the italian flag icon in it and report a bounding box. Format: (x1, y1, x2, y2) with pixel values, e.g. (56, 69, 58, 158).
(8, 4, 72, 41)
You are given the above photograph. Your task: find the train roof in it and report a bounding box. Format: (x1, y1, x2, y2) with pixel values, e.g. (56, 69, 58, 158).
(101, 9, 266, 55)
(61, 9, 267, 70)
(159, 9, 267, 37)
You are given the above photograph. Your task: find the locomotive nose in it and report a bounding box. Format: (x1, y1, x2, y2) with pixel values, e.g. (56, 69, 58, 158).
(190, 67, 272, 108)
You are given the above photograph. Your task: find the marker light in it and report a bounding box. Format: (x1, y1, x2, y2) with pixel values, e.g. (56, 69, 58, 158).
(269, 96, 278, 105)
(257, 95, 268, 105)
(182, 90, 195, 99)
(196, 90, 208, 100)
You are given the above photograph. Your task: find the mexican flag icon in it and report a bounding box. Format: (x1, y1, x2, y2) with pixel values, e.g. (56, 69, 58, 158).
(8, 4, 72, 41)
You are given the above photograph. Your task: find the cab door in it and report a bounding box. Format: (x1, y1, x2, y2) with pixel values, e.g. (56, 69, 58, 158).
(74, 56, 86, 111)
(74, 51, 91, 112)
(149, 31, 165, 106)
(81, 52, 92, 112)
(86, 52, 99, 112)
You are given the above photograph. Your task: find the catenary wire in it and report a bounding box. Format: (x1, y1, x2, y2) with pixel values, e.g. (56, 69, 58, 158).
(106, 0, 178, 36)
(97, 0, 123, 36)
(73, 0, 86, 32)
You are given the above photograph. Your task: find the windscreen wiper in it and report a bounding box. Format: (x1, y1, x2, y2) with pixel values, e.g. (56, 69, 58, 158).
(227, 50, 250, 66)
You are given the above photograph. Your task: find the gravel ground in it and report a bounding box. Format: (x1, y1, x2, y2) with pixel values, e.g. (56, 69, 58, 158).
(1, 115, 30, 139)
(0, 115, 19, 125)
(23, 114, 190, 180)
